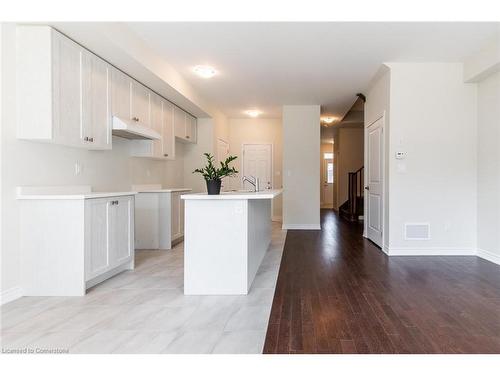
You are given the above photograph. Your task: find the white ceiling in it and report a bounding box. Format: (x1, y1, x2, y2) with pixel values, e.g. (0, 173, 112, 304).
(126, 22, 497, 119)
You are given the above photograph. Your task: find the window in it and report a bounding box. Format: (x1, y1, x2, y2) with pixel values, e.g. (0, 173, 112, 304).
(327, 162, 334, 183)
(324, 152, 333, 160)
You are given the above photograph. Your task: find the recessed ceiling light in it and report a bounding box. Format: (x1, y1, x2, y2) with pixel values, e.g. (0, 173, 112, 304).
(244, 109, 262, 118)
(321, 116, 337, 124)
(193, 65, 217, 79)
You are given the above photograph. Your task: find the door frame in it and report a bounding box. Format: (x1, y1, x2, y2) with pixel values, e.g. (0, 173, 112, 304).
(216, 138, 230, 163)
(241, 143, 274, 190)
(363, 113, 386, 252)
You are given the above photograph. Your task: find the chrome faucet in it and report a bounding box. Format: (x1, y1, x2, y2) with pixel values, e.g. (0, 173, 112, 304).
(242, 175, 260, 192)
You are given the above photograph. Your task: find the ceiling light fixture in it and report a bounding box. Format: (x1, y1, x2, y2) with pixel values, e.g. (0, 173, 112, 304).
(321, 116, 337, 124)
(244, 109, 262, 118)
(193, 65, 217, 79)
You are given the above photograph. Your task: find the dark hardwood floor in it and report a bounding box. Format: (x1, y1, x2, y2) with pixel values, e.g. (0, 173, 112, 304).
(263, 209, 500, 354)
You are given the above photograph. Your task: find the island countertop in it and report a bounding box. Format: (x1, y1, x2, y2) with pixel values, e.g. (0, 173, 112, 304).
(181, 189, 283, 200)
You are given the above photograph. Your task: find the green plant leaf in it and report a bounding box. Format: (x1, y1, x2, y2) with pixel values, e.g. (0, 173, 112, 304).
(193, 153, 239, 181)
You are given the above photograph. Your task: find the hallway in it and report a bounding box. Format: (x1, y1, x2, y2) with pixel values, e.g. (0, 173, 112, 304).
(263, 210, 500, 354)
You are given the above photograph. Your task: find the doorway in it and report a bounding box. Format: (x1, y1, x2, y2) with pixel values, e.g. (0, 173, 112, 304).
(320, 146, 335, 208)
(242, 144, 273, 191)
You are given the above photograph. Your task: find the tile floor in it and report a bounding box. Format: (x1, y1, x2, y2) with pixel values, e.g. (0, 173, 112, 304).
(1, 223, 286, 354)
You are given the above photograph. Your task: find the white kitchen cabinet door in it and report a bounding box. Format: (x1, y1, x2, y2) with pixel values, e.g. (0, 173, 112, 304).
(52, 31, 84, 147)
(85, 199, 111, 281)
(131, 80, 150, 127)
(150, 93, 164, 158)
(162, 101, 175, 159)
(173, 106, 197, 143)
(185, 113, 197, 143)
(111, 67, 131, 120)
(109, 197, 134, 266)
(81, 50, 111, 150)
(173, 106, 186, 139)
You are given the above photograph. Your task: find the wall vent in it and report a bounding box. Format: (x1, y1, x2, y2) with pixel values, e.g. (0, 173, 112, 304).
(404, 223, 430, 240)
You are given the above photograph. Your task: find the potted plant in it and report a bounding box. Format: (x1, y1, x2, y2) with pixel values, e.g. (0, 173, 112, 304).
(193, 153, 238, 195)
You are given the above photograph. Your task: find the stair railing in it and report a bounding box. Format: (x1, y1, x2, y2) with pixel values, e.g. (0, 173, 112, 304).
(347, 166, 364, 218)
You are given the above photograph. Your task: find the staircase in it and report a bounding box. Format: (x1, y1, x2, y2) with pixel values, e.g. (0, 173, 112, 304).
(339, 166, 364, 222)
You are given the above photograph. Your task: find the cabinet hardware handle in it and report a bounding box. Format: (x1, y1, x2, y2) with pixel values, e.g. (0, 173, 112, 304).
(89, 137, 94, 142)
(164, 154, 168, 157)
(115, 200, 119, 205)
(84, 136, 89, 141)
(186, 135, 190, 139)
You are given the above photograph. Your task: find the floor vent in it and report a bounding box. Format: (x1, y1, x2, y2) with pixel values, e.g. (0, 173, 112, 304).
(404, 223, 430, 240)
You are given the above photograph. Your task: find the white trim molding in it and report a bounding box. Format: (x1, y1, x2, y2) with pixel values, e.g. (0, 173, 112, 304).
(282, 224, 321, 230)
(386, 247, 476, 256)
(477, 248, 500, 265)
(0, 286, 23, 305)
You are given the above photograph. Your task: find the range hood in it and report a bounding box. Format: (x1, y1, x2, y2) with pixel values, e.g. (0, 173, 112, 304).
(112, 116, 161, 140)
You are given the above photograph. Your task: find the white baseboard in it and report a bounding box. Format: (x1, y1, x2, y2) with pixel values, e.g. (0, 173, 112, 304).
(282, 223, 321, 230)
(272, 215, 282, 222)
(477, 248, 500, 265)
(0, 286, 23, 305)
(386, 247, 476, 256)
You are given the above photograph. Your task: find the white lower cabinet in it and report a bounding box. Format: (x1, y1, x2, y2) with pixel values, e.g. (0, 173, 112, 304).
(19, 194, 135, 296)
(134, 188, 190, 250)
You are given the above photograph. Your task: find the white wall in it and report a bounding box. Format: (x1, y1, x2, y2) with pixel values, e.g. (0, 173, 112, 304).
(227, 118, 283, 219)
(477, 71, 500, 264)
(282, 105, 320, 229)
(387, 63, 477, 254)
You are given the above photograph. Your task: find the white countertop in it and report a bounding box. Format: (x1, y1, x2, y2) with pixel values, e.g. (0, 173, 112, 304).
(135, 188, 192, 193)
(181, 189, 283, 200)
(17, 191, 138, 200)
(16, 186, 137, 200)
(131, 184, 191, 193)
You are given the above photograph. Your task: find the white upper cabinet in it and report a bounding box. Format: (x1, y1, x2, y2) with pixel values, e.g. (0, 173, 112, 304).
(81, 50, 111, 150)
(130, 80, 150, 127)
(16, 26, 111, 150)
(17, 25, 196, 152)
(130, 96, 176, 160)
(174, 106, 197, 143)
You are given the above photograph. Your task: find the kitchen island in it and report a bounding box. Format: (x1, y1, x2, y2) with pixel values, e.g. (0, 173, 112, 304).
(181, 189, 283, 295)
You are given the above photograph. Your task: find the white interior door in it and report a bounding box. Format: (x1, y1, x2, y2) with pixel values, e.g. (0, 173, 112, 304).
(322, 158, 334, 207)
(366, 117, 384, 247)
(242, 144, 272, 190)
